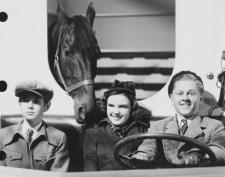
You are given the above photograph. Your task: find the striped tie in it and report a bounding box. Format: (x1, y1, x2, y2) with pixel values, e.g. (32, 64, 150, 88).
(25, 129, 34, 145)
(180, 119, 188, 135)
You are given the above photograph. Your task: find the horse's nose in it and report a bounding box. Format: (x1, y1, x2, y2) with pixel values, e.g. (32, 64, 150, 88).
(74, 105, 86, 124)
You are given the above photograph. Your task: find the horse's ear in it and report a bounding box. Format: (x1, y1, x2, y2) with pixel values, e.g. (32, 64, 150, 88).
(86, 2, 95, 27)
(57, 0, 67, 24)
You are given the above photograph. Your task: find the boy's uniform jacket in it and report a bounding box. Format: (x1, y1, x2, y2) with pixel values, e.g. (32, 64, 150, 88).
(0, 120, 70, 171)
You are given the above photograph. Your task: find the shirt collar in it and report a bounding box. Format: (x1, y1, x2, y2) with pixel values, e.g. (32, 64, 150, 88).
(176, 114, 192, 128)
(2, 120, 57, 147)
(21, 119, 43, 139)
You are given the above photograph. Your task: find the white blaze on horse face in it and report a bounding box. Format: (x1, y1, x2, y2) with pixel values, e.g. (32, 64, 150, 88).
(107, 94, 132, 126)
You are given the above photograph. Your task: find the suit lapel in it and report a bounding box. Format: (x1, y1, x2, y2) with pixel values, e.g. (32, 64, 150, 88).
(163, 116, 181, 160)
(178, 116, 206, 152)
(184, 116, 205, 139)
(164, 116, 179, 134)
(163, 115, 206, 138)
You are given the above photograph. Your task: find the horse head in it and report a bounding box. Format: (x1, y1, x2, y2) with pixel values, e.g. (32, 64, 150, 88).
(48, 2, 101, 124)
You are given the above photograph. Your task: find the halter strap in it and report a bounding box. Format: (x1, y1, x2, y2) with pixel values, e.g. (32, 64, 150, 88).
(53, 26, 94, 95)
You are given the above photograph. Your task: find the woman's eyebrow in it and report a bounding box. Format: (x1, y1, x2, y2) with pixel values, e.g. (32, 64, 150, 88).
(107, 103, 114, 106)
(118, 104, 129, 107)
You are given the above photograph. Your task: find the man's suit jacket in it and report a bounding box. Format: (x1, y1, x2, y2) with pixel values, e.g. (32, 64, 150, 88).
(138, 116, 225, 164)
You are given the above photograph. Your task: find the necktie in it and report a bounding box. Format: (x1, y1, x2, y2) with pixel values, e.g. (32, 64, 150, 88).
(180, 119, 188, 135)
(25, 129, 34, 145)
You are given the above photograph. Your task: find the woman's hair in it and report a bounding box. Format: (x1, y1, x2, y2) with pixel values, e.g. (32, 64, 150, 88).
(105, 90, 136, 108)
(168, 71, 204, 96)
(102, 80, 137, 112)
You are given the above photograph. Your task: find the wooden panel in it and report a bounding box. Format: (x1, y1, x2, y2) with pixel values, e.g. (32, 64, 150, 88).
(95, 51, 175, 100)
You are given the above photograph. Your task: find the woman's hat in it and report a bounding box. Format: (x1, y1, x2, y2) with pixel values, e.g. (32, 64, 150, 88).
(104, 80, 136, 98)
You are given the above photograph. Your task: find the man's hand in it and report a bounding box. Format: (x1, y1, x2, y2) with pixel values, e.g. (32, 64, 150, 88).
(180, 151, 204, 167)
(131, 152, 153, 161)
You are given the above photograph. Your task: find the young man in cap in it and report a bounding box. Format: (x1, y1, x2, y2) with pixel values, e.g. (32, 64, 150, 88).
(132, 71, 225, 167)
(0, 80, 70, 171)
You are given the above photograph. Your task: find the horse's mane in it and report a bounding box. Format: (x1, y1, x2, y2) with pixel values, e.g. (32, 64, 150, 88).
(60, 16, 100, 78)
(48, 14, 101, 90)
(70, 16, 99, 56)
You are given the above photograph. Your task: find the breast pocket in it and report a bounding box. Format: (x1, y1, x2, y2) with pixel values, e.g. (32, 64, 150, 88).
(7, 151, 22, 161)
(34, 152, 56, 170)
(4, 150, 23, 168)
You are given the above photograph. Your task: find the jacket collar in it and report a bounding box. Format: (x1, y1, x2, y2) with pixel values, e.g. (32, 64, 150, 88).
(164, 116, 180, 134)
(165, 115, 207, 138)
(33, 121, 58, 146)
(3, 121, 57, 147)
(21, 119, 42, 140)
(2, 121, 23, 146)
(164, 115, 207, 153)
(184, 116, 206, 139)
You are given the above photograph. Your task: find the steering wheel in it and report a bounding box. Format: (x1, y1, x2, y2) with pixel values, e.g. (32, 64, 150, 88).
(114, 133, 216, 169)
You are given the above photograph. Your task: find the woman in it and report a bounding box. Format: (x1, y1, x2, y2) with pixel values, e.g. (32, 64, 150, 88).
(83, 80, 150, 171)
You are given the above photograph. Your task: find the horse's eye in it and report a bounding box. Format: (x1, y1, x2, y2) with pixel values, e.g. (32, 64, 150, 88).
(65, 37, 70, 44)
(64, 33, 74, 45)
(62, 37, 72, 52)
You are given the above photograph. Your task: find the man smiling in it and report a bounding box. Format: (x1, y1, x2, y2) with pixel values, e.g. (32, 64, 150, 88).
(0, 80, 69, 171)
(132, 71, 225, 166)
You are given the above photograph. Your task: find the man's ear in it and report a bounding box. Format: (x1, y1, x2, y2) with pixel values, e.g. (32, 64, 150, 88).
(169, 94, 175, 105)
(200, 95, 204, 103)
(44, 102, 51, 112)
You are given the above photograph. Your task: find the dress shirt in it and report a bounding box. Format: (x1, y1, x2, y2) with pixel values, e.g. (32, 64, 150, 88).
(176, 114, 191, 129)
(21, 119, 42, 141)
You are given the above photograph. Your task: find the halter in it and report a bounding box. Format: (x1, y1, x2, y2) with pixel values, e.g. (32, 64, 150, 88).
(54, 26, 94, 95)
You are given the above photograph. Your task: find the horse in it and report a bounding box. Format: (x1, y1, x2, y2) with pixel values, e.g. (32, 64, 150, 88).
(48, 2, 101, 125)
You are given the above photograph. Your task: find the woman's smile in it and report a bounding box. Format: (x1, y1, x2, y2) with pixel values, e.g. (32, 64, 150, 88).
(107, 94, 132, 126)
